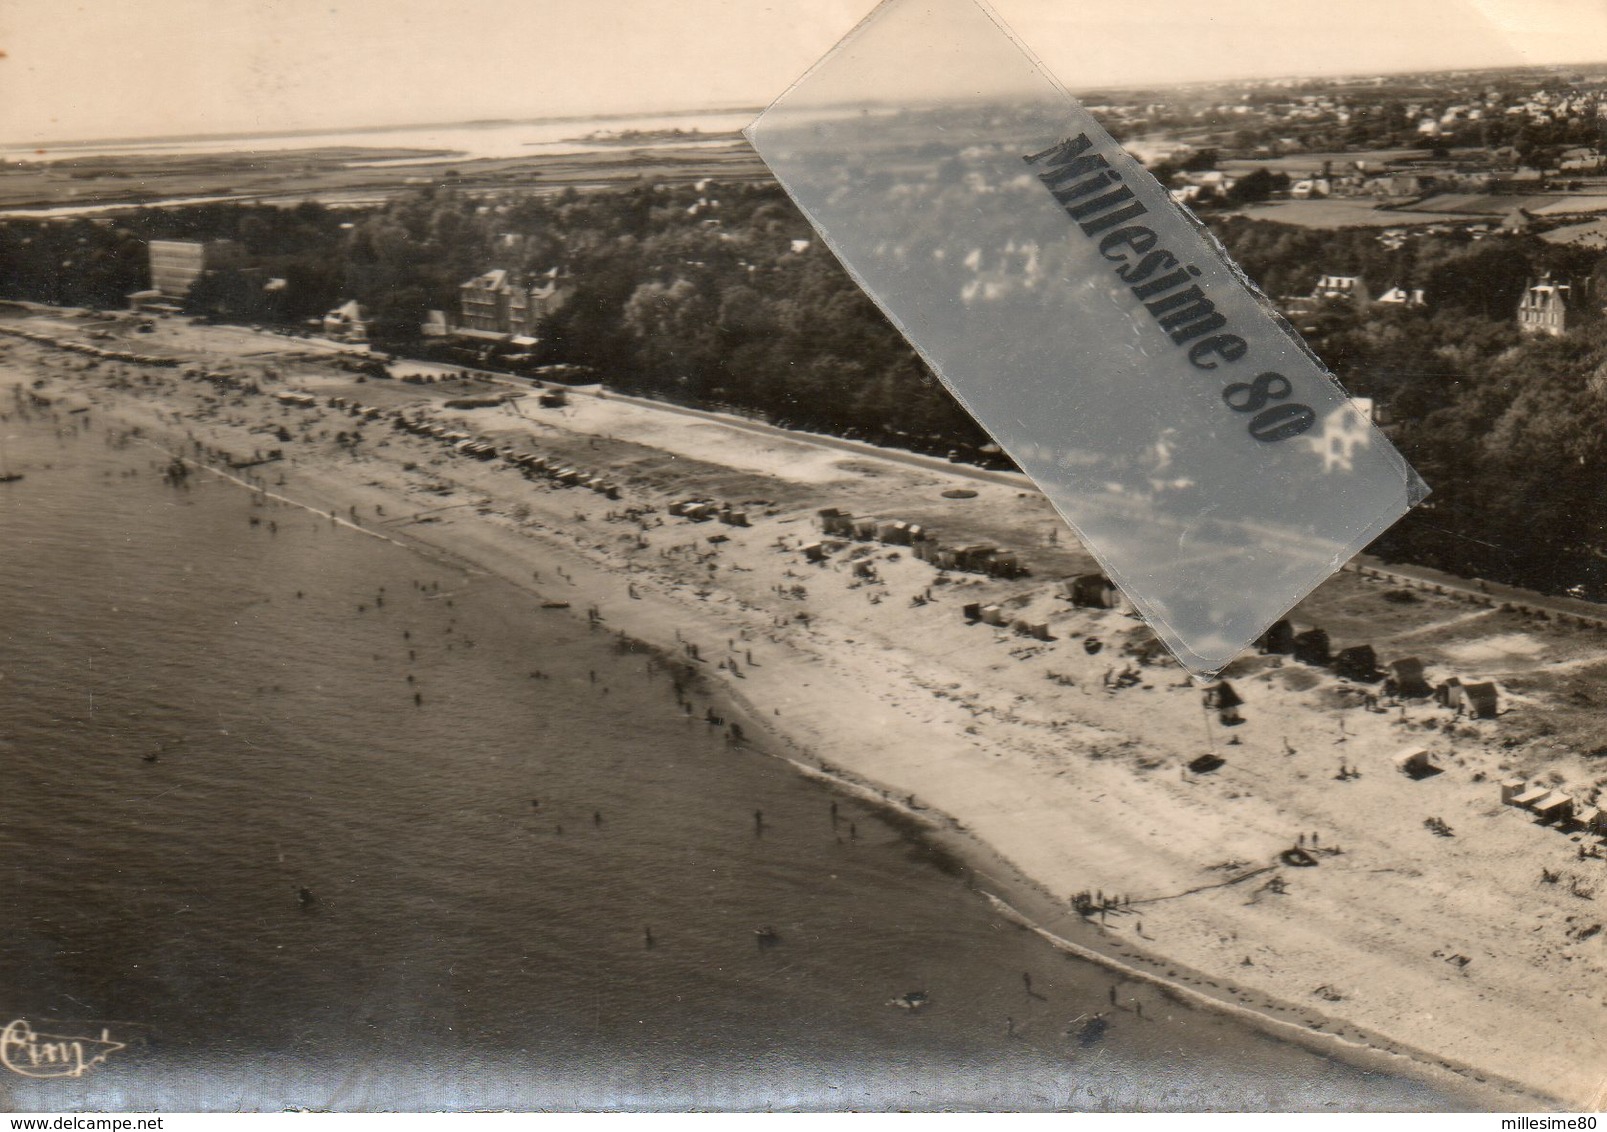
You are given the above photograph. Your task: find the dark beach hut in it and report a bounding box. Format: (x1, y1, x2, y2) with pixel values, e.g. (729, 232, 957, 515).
(953, 544, 997, 572)
(818, 509, 855, 537)
(1257, 619, 1295, 655)
(1201, 679, 1245, 724)
(1291, 628, 1331, 667)
(988, 551, 1025, 579)
(1069, 573, 1119, 609)
(1122, 625, 1168, 664)
(1387, 657, 1432, 698)
(1463, 681, 1500, 719)
(1332, 644, 1381, 682)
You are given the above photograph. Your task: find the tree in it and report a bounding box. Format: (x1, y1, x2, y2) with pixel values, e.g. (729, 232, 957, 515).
(1226, 168, 1284, 206)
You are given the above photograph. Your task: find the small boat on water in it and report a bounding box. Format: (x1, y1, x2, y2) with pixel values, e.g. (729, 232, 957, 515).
(886, 990, 929, 1011)
(540, 600, 571, 609)
(0, 472, 22, 483)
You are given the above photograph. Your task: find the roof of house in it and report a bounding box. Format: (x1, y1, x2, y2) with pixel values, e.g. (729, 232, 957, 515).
(464, 269, 509, 291)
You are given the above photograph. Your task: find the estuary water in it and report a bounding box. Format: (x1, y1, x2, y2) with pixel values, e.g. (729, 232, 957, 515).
(0, 385, 1480, 1111)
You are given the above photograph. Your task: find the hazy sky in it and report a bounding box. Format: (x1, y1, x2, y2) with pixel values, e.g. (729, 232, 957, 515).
(4, 0, 1607, 144)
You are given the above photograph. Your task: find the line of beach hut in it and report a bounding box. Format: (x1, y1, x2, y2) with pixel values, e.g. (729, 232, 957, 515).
(183, 366, 259, 393)
(813, 508, 1026, 579)
(1255, 619, 1500, 717)
(325, 395, 385, 420)
(0, 323, 180, 367)
(962, 600, 1054, 641)
(1500, 778, 1607, 836)
(957, 576, 1118, 634)
(669, 499, 750, 527)
(391, 413, 622, 499)
(961, 573, 1135, 640)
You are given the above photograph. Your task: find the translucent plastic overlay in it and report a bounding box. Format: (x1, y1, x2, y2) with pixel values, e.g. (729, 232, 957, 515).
(745, 0, 1427, 677)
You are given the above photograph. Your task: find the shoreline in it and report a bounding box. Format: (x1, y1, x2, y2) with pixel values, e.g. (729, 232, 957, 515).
(130, 438, 1539, 1110)
(0, 312, 1587, 1109)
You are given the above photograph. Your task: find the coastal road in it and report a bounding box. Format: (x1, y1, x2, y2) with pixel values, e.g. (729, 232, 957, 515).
(388, 356, 1040, 492)
(1341, 553, 1607, 629)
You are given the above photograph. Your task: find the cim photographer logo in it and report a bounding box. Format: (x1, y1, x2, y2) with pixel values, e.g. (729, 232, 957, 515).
(0, 1018, 125, 1079)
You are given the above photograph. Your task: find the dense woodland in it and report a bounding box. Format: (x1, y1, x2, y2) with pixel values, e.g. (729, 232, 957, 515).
(6, 184, 1607, 598)
(1206, 217, 1607, 597)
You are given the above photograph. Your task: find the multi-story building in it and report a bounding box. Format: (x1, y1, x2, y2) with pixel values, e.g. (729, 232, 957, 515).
(146, 239, 245, 298)
(1279, 274, 1371, 318)
(1518, 275, 1570, 337)
(459, 269, 512, 334)
(455, 268, 570, 342)
(322, 300, 368, 342)
(1312, 274, 1371, 310)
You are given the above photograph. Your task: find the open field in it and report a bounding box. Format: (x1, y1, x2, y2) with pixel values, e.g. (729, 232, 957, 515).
(1228, 192, 1607, 228)
(1219, 149, 1442, 175)
(1231, 199, 1459, 228)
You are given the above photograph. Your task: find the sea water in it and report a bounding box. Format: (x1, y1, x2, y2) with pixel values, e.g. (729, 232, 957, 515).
(0, 385, 1479, 1111)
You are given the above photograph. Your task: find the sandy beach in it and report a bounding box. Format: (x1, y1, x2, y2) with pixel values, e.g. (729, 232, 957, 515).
(5, 304, 1603, 1109)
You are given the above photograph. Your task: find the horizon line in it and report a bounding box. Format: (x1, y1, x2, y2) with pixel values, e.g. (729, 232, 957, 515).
(0, 104, 768, 155)
(8, 56, 1607, 153)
